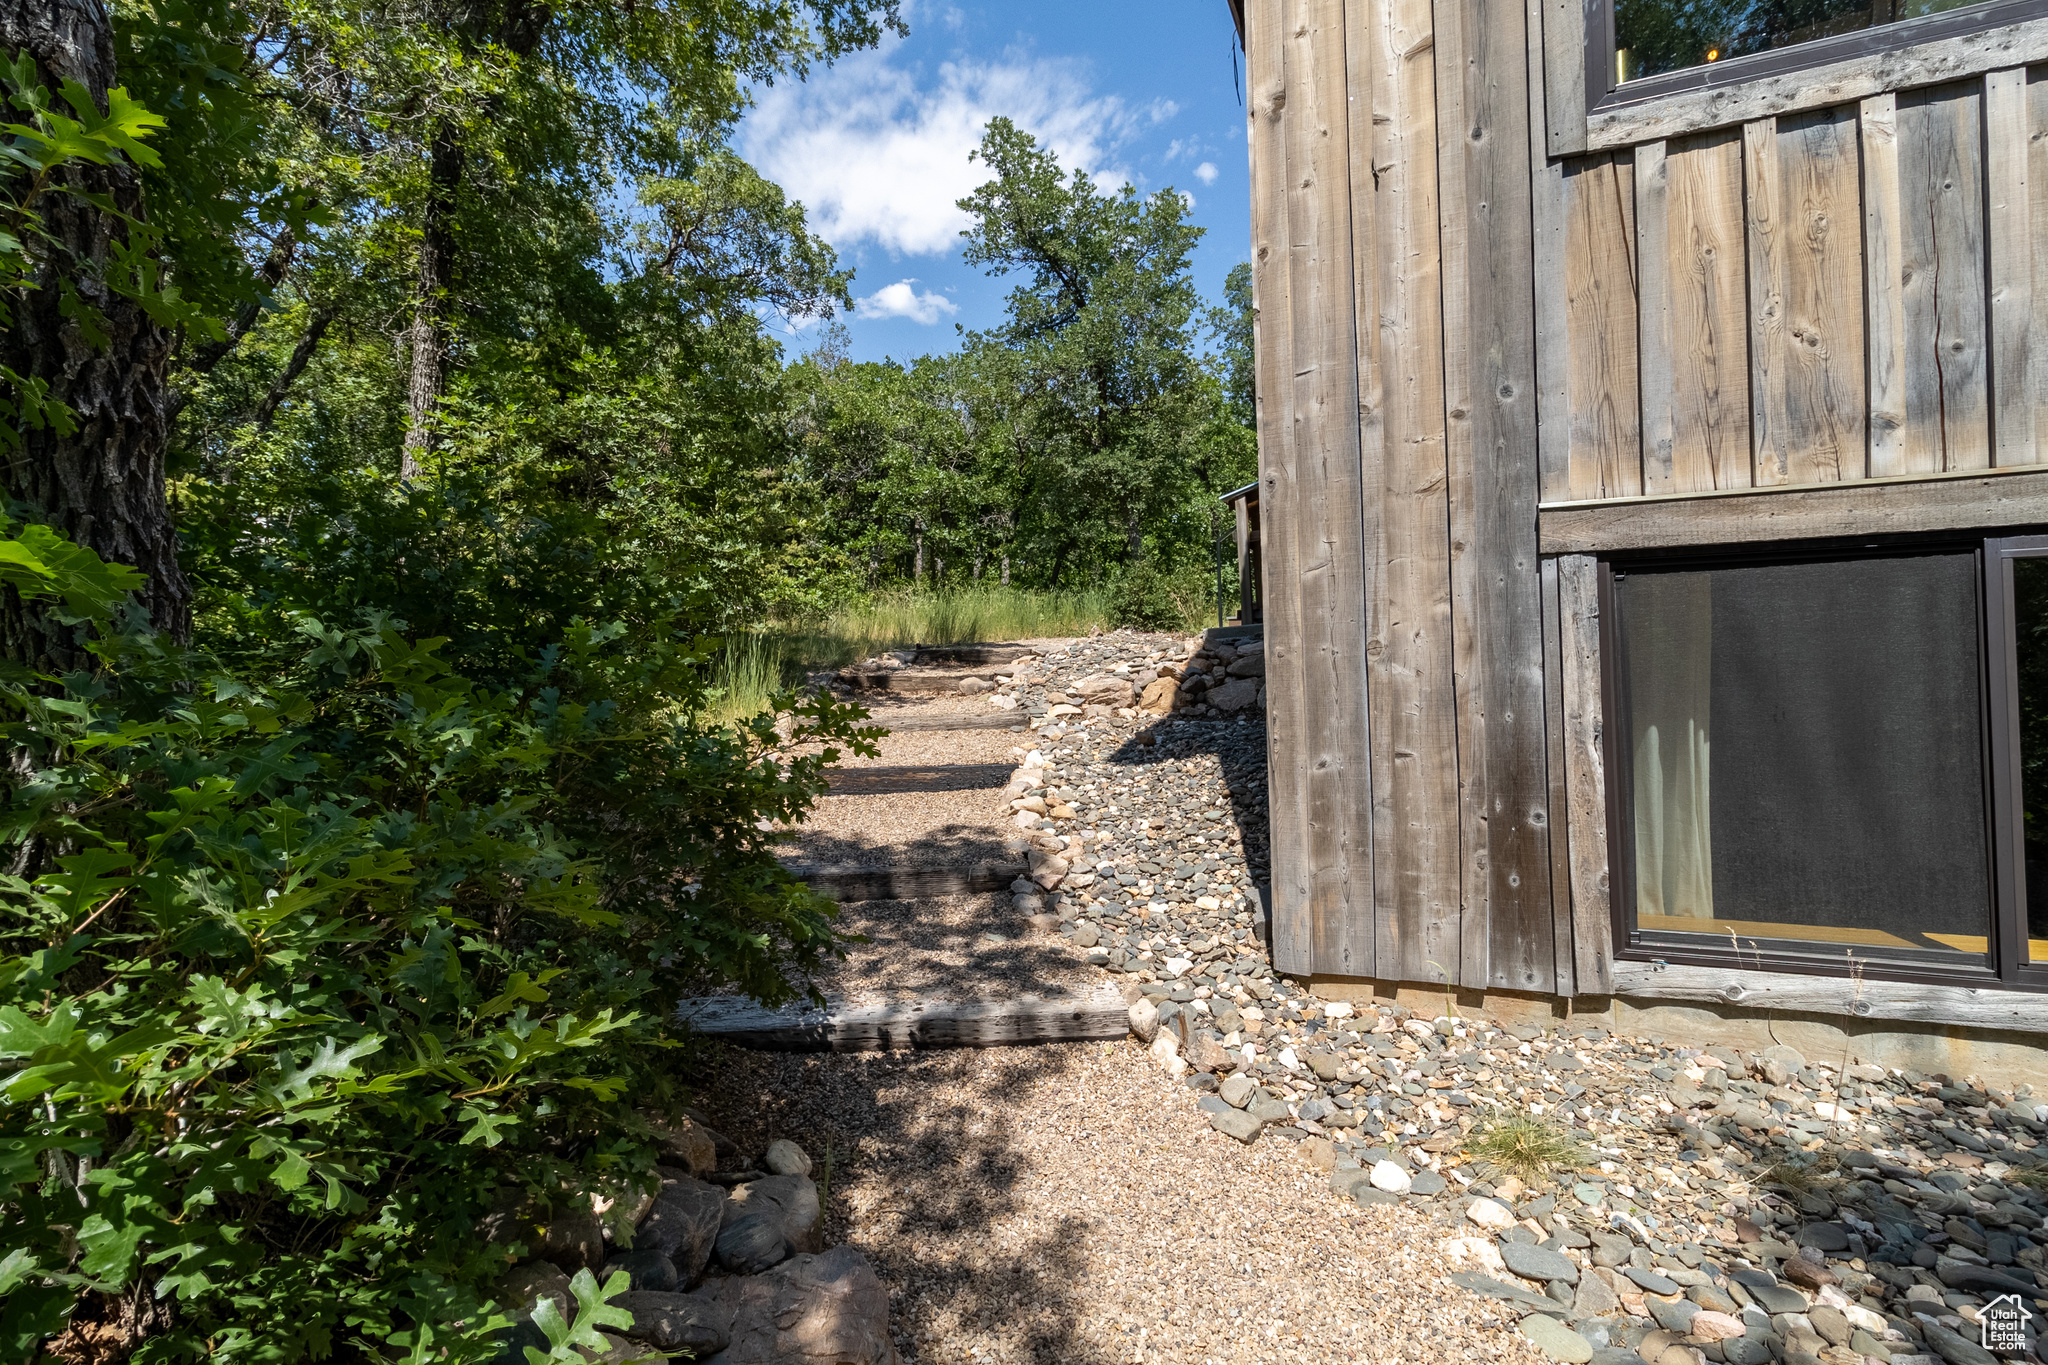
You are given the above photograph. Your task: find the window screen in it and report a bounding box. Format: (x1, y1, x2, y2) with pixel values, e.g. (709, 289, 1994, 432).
(1616, 554, 1992, 963)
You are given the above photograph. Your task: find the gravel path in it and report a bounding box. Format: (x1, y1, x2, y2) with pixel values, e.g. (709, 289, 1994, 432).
(697, 1040, 1547, 1365)
(725, 629, 2048, 1365)
(797, 890, 1096, 1004)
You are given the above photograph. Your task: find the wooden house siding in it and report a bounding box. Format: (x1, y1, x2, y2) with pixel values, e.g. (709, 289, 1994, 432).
(1242, 0, 2048, 1014)
(1547, 70, 2048, 507)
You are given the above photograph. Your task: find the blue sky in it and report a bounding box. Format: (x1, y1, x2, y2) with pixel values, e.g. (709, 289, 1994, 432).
(738, 1, 1251, 365)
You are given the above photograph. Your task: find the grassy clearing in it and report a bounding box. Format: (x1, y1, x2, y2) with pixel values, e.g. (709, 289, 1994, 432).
(702, 585, 1118, 724)
(1467, 1112, 1588, 1185)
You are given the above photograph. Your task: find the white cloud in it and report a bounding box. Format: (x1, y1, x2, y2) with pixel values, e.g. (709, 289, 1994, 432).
(1195, 161, 1219, 184)
(740, 45, 1146, 256)
(858, 279, 959, 324)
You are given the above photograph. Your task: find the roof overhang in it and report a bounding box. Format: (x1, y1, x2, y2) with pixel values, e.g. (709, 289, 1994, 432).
(1220, 480, 1260, 506)
(1226, 0, 1245, 46)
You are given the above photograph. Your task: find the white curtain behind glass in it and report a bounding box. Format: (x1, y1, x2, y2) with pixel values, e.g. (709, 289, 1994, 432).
(1627, 574, 1714, 920)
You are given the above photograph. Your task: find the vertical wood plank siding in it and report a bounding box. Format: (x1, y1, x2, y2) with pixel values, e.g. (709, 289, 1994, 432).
(1749, 109, 1867, 486)
(1246, 0, 1313, 974)
(1542, 69, 2030, 505)
(1284, 0, 1376, 979)
(1245, 0, 2039, 999)
(1899, 82, 1989, 472)
(1564, 154, 1642, 500)
(1439, 0, 1554, 992)
(1367, 0, 1463, 984)
(1986, 68, 2039, 466)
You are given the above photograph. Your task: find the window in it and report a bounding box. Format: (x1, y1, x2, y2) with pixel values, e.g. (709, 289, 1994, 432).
(1586, 0, 2042, 109)
(1608, 541, 2048, 990)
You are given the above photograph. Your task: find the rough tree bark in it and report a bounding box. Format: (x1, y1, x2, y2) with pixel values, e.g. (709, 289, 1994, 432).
(398, 121, 462, 481)
(0, 0, 191, 671)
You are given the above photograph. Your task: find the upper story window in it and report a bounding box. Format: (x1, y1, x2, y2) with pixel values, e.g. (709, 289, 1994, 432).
(1588, 0, 2042, 108)
(1613, 0, 1992, 83)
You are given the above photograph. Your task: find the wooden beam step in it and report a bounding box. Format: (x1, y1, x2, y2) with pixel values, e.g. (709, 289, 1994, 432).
(869, 711, 1024, 732)
(786, 859, 1028, 902)
(838, 666, 1007, 693)
(677, 982, 1129, 1051)
(824, 763, 1013, 796)
(914, 642, 1037, 666)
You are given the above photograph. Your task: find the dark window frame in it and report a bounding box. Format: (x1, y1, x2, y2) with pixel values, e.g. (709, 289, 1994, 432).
(1600, 536, 2048, 995)
(1585, 0, 2047, 118)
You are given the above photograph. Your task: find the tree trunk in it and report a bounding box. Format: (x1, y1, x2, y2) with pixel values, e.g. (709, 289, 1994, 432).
(399, 119, 463, 481)
(912, 523, 925, 585)
(1001, 554, 1010, 588)
(1125, 506, 1144, 563)
(0, 0, 190, 670)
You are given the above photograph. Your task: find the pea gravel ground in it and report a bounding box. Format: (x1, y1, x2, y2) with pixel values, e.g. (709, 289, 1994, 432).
(698, 1039, 1546, 1365)
(714, 640, 1542, 1365)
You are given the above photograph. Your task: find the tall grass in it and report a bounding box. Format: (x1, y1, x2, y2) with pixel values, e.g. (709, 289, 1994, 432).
(703, 585, 1118, 724)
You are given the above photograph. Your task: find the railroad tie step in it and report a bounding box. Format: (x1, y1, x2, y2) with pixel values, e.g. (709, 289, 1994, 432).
(784, 859, 1028, 903)
(675, 981, 1128, 1051)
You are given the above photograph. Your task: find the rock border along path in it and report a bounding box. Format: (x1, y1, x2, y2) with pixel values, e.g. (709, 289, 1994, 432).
(689, 630, 2048, 1365)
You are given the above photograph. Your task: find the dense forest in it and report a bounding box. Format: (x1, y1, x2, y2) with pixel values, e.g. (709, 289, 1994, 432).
(0, 0, 1251, 1358)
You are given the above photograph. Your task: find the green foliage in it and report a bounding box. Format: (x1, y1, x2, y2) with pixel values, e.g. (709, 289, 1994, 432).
(702, 585, 1115, 723)
(1109, 563, 1202, 633)
(0, 513, 879, 1359)
(1468, 1112, 1589, 1185)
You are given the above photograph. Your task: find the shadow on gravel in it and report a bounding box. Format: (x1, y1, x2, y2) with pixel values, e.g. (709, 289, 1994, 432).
(786, 824, 1014, 872)
(799, 889, 1092, 1002)
(692, 1044, 1123, 1365)
(1087, 714, 1274, 913)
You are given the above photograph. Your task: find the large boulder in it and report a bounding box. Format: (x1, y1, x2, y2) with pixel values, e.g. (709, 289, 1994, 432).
(1137, 676, 1178, 715)
(1225, 651, 1266, 678)
(613, 1289, 735, 1356)
(539, 1210, 606, 1274)
(1206, 678, 1261, 713)
(699, 1246, 897, 1365)
(637, 1168, 727, 1286)
(1073, 675, 1135, 706)
(714, 1175, 823, 1275)
(495, 1260, 573, 1322)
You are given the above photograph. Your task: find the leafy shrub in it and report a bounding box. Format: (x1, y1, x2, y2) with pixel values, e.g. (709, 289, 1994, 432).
(1109, 564, 1185, 632)
(0, 515, 877, 1361)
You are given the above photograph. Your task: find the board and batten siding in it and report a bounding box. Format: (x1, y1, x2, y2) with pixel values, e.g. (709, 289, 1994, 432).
(1245, 0, 2048, 1008)
(1245, 0, 1563, 993)
(1546, 67, 2048, 506)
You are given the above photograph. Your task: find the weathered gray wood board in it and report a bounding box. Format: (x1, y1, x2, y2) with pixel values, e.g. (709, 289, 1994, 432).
(1578, 20, 2048, 152)
(1538, 466, 2048, 552)
(1285, 0, 1375, 983)
(913, 643, 1035, 665)
(786, 860, 1027, 903)
(1637, 131, 1749, 495)
(1365, 0, 1462, 986)
(1557, 71, 2031, 505)
(840, 667, 1013, 693)
(1607, 962, 2048, 1029)
(677, 982, 1131, 1051)
(1438, 0, 1553, 993)
(1748, 108, 1866, 486)
(874, 711, 1027, 733)
(1248, 0, 1314, 978)
(825, 764, 1012, 796)
(1556, 555, 1613, 995)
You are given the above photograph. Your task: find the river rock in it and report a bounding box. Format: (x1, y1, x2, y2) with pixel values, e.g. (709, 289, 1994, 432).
(604, 1248, 678, 1293)
(613, 1289, 734, 1355)
(1369, 1160, 1412, 1194)
(1074, 675, 1135, 706)
(539, 1210, 605, 1274)
(1519, 1314, 1594, 1363)
(764, 1140, 812, 1177)
(699, 1246, 896, 1365)
(496, 1261, 572, 1322)
(1501, 1242, 1579, 1285)
(1466, 1198, 1516, 1232)
(714, 1175, 823, 1275)
(1210, 1109, 1265, 1143)
(637, 1171, 726, 1285)
(1128, 997, 1161, 1043)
